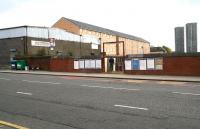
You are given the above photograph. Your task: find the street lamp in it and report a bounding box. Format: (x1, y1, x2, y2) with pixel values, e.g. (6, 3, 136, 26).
(80, 35, 82, 58)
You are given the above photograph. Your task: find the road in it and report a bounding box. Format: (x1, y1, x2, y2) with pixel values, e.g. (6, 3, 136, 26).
(0, 73, 200, 129)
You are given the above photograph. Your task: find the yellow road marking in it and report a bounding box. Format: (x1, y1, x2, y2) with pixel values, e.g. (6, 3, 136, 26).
(157, 81, 186, 85)
(0, 120, 29, 129)
(126, 80, 145, 83)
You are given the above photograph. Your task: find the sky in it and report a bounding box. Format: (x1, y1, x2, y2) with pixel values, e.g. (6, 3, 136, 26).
(0, 0, 199, 51)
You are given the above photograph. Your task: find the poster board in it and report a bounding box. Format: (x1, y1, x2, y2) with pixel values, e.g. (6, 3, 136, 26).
(79, 60, 85, 69)
(155, 58, 163, 70)
(125, 60, 132, 70)
(139, 59, 147, 70)
(74, 60, 79, 69)
(132, 59, 140, 70)
(90, 60, 96, 69)
(85, 60, 91, 69)
(96, 60, 101, 69)
(147, 58, 155, 70)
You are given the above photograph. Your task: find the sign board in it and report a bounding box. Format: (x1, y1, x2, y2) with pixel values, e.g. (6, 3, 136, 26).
(90, 60, 96, 68)
(155, 58, 163, 70)
(125, 60, 132, 70)
(96, 60, 101, 69)
(139, 59, 147, 70)
(147, 58, 155, 70)
(31, 40, 51, 47)
(74, 61, 79, 69)
(85, 60, 91, 69)
(91, 44, 98, 49)
(132, 59, 140, 70)
(79, 60, 85, 69)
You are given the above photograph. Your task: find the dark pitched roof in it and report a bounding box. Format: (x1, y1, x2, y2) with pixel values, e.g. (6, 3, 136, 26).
(150, 47, 166, 53)
(62, 17, 149, 43)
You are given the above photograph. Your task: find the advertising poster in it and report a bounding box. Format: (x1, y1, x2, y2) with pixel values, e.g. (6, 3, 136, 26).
(125, 60, 132, 70)
(90, 60, 96, 69)
(79, 60, 85, 69)
(139, 59, 147, 70)
(132, 59, 140, 70)
(96, 60, 102, 69)
(85, 60, 91, 69)
(155, 58, 163, 70)
(74, 60, 79, 69)
(147, 58, 155, 70)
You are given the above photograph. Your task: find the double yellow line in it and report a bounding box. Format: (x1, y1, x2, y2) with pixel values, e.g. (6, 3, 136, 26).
(0, 120, 29, 129)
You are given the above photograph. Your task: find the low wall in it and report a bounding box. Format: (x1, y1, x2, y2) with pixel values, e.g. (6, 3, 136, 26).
(125, 56, 200, 76)
(50, 58, 103, 73)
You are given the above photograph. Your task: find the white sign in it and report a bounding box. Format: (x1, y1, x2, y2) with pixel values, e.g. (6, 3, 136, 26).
(79, 60, 85, 69)
(85, 60, 91, 68)
(96, 60, 101, 69)
(74, 61, 79, 69)
(125, 60, 132, 70)
(147, 58, 155, 69)
(139, 59, 147, 70)
(31, 40, 51, 47)
(91, 60, 96, 68)
(92, 44, 98, 49)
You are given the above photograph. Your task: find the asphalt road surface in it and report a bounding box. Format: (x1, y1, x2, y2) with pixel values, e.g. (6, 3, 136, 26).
(0, 73, 200, 129)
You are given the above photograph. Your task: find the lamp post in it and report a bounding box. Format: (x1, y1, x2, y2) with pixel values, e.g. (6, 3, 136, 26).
(79, 35, 82, 58)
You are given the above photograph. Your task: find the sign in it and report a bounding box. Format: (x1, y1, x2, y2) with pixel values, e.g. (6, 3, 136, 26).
(147, 58, 155, 70)
(85, 60, 91, 68)
(49, 38, 56, 47)
(31, 40, 50, 47)
(79, 60, 85, 69)
(139, 59, 147, 70)
(91, 44, 98, 49)
(90, 60, 96, 68)
(96, 60, 101, 69)
(155, 58, 163, 70)
(125, 60, 132, 70)
(132, 59, 139, 70)
(74, 60, 79, 69)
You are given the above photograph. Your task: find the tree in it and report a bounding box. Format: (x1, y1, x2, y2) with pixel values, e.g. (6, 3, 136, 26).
(162, 45, 172, 54)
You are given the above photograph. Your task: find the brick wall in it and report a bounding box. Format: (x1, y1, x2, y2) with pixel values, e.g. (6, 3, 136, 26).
(125, 56, 200, 76)
(0, 37, 24, 65)
(50, 58, 102, 73)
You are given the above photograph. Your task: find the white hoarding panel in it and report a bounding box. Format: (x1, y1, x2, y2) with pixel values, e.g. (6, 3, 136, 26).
(85, 60, 91, 69)
(125, 60, 132, 70)
(139, 59, 147, 70)
(90, 60, 96, 68)
(74, 61, 79, 69)
(96, 60, 101, 69)
(147, 58, 155, 70)
(79, 60, 85, 69)
(31, 40, 50, 47)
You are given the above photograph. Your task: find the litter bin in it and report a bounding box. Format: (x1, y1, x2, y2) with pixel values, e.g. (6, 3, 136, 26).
(10, 60, 17, 70)
(16, 60, 27, 70)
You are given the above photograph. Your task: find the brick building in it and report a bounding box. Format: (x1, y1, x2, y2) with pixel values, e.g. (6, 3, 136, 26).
(52, 17, 150, 56)
(0, 26, 101, 66)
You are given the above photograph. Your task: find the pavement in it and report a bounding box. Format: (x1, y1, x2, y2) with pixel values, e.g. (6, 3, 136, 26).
(0, 72, 200, 129)
(0, 70, 200, 82)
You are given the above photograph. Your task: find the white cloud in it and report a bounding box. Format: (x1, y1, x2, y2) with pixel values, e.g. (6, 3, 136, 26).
(0, 0, 199, 51)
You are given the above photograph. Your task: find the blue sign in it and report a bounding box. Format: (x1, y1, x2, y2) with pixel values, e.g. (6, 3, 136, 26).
(132, 59, 140, 70)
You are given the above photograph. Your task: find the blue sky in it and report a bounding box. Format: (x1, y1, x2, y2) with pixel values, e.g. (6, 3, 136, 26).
(0, 0, 199, 51)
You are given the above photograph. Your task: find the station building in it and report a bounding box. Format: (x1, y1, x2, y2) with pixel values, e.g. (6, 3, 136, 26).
(52, 17, 150, 56)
